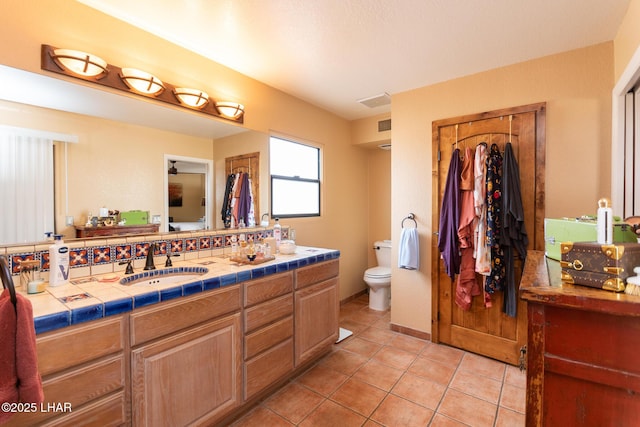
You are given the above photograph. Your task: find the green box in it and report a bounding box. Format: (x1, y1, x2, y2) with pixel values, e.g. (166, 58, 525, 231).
(544, 217, 638, 261)
(120, 210, 149, 225)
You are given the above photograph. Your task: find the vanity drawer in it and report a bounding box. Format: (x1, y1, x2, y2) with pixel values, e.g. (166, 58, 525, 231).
(130, 285, 241, 346)
(244, 315, 293, 360)
(295, 259, 339, 290)
(244, 272, 293, 307)
(244, 294, 293, 333)
(37, 316, 124, 376)
(244, 338, 294, 401)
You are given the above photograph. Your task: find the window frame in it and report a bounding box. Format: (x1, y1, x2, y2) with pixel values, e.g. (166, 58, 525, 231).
(269, 135, 321, 218)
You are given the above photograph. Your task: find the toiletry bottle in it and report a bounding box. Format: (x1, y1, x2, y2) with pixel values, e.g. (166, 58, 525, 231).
(273, 218, 282, 252)
(49, 234, 70, 286)
(597, 198, 613, 245)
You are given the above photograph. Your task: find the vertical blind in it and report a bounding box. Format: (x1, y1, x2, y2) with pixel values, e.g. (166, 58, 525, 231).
(0, 129, 54, 244)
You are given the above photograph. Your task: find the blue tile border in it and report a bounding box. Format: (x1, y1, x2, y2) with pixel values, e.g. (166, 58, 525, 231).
(104, 298, 133, 316)
(34, 311, 70, 334)
(71, 304, 104, 324)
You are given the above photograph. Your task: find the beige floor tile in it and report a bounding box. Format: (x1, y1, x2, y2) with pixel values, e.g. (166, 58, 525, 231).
(420, 342, 464, 366)
(458, 352, 506, 381)
(391, 372, 447, 410)
(342, 336, 383, 358)
(372, 345, 417, 370)
(408, 356, 457, 385)
(504, 364, 527, 388)
(299, 400, 366, 427)
(319, 348, 368, 375)
(429, 413, 470, 426)
(449, 369, 502, 404)
(230, 406, 293, 427)
(389, 333, 429, 354)
(330, 377, 387, 417)
(352, 359, 405, 391)
(437, 388, 497, 427)
(264, 382, 324, 424)
(295, 364, 349, 397)
(499, 382, 526, 414)
(370, 394, 434, 426)
(495, 406, 526, 427)
(358, 325, 397, 345)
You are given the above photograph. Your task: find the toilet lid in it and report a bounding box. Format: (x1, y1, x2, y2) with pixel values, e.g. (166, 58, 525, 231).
(365, 266, 391, 278)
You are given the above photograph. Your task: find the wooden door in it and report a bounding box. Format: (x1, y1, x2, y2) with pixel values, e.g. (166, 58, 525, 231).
(431, 103, 546, 365)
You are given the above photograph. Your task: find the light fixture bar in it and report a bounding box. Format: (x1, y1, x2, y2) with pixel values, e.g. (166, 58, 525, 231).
(40, 44, 244, 123)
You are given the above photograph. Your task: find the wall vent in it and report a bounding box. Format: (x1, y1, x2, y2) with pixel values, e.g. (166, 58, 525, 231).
(378, 119, 391, 132)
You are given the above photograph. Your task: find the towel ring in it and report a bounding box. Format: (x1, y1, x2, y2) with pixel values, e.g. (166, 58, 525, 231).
(0, 255, 17, 312)
(402, 213, 417, 228)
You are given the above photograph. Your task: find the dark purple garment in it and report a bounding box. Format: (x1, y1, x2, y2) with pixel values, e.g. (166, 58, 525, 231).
(438, 149, 461, 280)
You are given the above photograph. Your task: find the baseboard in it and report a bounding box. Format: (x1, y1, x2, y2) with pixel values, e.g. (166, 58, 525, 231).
(340, 288, 368, 305)
(390, 323, 431, 341)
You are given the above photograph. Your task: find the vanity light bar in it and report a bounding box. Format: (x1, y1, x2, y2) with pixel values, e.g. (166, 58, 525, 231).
(41, 44, 244, 123)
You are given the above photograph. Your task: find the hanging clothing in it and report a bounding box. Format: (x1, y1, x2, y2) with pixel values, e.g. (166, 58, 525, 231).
(501, 142, 528, 317)
(455, 147, 481, 310)
(438, 148, 461, 280)
(236, 172, 251, 226)
(221, 173, 236, 228)
(473, 143, 490, 276)
(485, 144, 505, 301)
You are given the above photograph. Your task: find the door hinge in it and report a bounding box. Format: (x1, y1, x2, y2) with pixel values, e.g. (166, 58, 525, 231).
(519, 345, 527, 372)
(437, 150, 441, 162)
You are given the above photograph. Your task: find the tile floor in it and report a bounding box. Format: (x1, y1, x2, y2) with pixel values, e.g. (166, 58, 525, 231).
(232, 294, 526, 426)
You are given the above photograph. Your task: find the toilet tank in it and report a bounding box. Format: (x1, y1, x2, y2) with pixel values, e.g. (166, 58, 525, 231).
(374, 240, 392, 267)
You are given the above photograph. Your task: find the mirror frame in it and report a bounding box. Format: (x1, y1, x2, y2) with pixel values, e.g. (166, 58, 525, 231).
(163, 154, 213, 232)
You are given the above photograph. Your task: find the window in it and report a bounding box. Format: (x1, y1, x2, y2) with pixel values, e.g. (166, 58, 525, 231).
(270, 136, 320, 217)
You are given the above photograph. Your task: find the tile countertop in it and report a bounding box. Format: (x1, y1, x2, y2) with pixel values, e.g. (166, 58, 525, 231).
(22, 246, 340, 335)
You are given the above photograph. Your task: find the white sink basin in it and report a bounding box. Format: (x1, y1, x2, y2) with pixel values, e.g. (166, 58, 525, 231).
(119, 266, 208, 286)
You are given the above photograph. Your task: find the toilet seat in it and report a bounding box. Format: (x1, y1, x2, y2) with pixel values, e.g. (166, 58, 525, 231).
(364, 266, 391, 279)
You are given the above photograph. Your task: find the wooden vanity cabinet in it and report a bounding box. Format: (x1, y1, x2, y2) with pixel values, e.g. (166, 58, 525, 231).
(3, 316, 127, 427)
(130, 285, 242, 427)
(294, 259, 339, 366)
(242, 272, 294, 401)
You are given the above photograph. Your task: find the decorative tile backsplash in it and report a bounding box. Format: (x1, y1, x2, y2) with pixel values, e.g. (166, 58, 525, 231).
(2, 227, 288, 278)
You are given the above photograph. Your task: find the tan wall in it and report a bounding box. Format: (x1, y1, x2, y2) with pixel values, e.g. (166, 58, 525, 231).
(391, 43, 615, 334)
(366, 148, 391, 268)
(614, 0, 640, 80)
(0, 0, 369, 301)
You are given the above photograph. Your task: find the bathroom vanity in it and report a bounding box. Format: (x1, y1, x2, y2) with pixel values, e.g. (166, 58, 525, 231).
(4, 246, 339, 426)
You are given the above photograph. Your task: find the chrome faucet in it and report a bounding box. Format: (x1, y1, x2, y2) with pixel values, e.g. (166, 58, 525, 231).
(144, 243, 157, 270)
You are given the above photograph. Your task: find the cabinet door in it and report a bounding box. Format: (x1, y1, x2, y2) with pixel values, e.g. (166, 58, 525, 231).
(294, 278, 339, 366)
(131, 313, 242, 427)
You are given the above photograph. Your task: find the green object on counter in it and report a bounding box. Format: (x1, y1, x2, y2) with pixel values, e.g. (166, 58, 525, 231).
(120, 210, 149, 225)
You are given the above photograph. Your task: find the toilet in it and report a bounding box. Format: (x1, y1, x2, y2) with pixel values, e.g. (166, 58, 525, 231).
(363, 240, 392, 311)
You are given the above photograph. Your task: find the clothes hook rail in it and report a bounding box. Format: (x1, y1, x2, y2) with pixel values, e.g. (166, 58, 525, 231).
(402, 213, 417, 228)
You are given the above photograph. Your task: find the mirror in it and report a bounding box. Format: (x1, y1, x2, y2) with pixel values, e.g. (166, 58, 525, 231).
(0, 65, 268, 245)
(164, 155, 211, 232)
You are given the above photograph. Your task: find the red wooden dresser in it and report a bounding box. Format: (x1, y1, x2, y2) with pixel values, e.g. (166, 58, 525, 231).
(520, 250, 640, 426)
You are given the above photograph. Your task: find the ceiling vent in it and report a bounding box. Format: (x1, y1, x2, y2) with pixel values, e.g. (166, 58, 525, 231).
(357, 92, 391, 108)
(378, 118, 391, 132)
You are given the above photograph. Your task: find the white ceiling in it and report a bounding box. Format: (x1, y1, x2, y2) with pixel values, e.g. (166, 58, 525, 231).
(78, 0, 631, 120)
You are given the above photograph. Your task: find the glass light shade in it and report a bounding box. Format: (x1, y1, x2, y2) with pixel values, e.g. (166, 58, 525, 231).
(173, 88, 209, 109)
(52, 49, 108, 77)
(120, 68, 164, 96)
(216, 101, 245, 119)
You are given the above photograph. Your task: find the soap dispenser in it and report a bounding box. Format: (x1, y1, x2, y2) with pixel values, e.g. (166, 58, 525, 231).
(49, 235, 70, 286)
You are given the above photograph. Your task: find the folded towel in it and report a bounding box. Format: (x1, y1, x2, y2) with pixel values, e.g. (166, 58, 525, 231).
(0, 289, 44, 424)
(398, 227, 419, 270)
